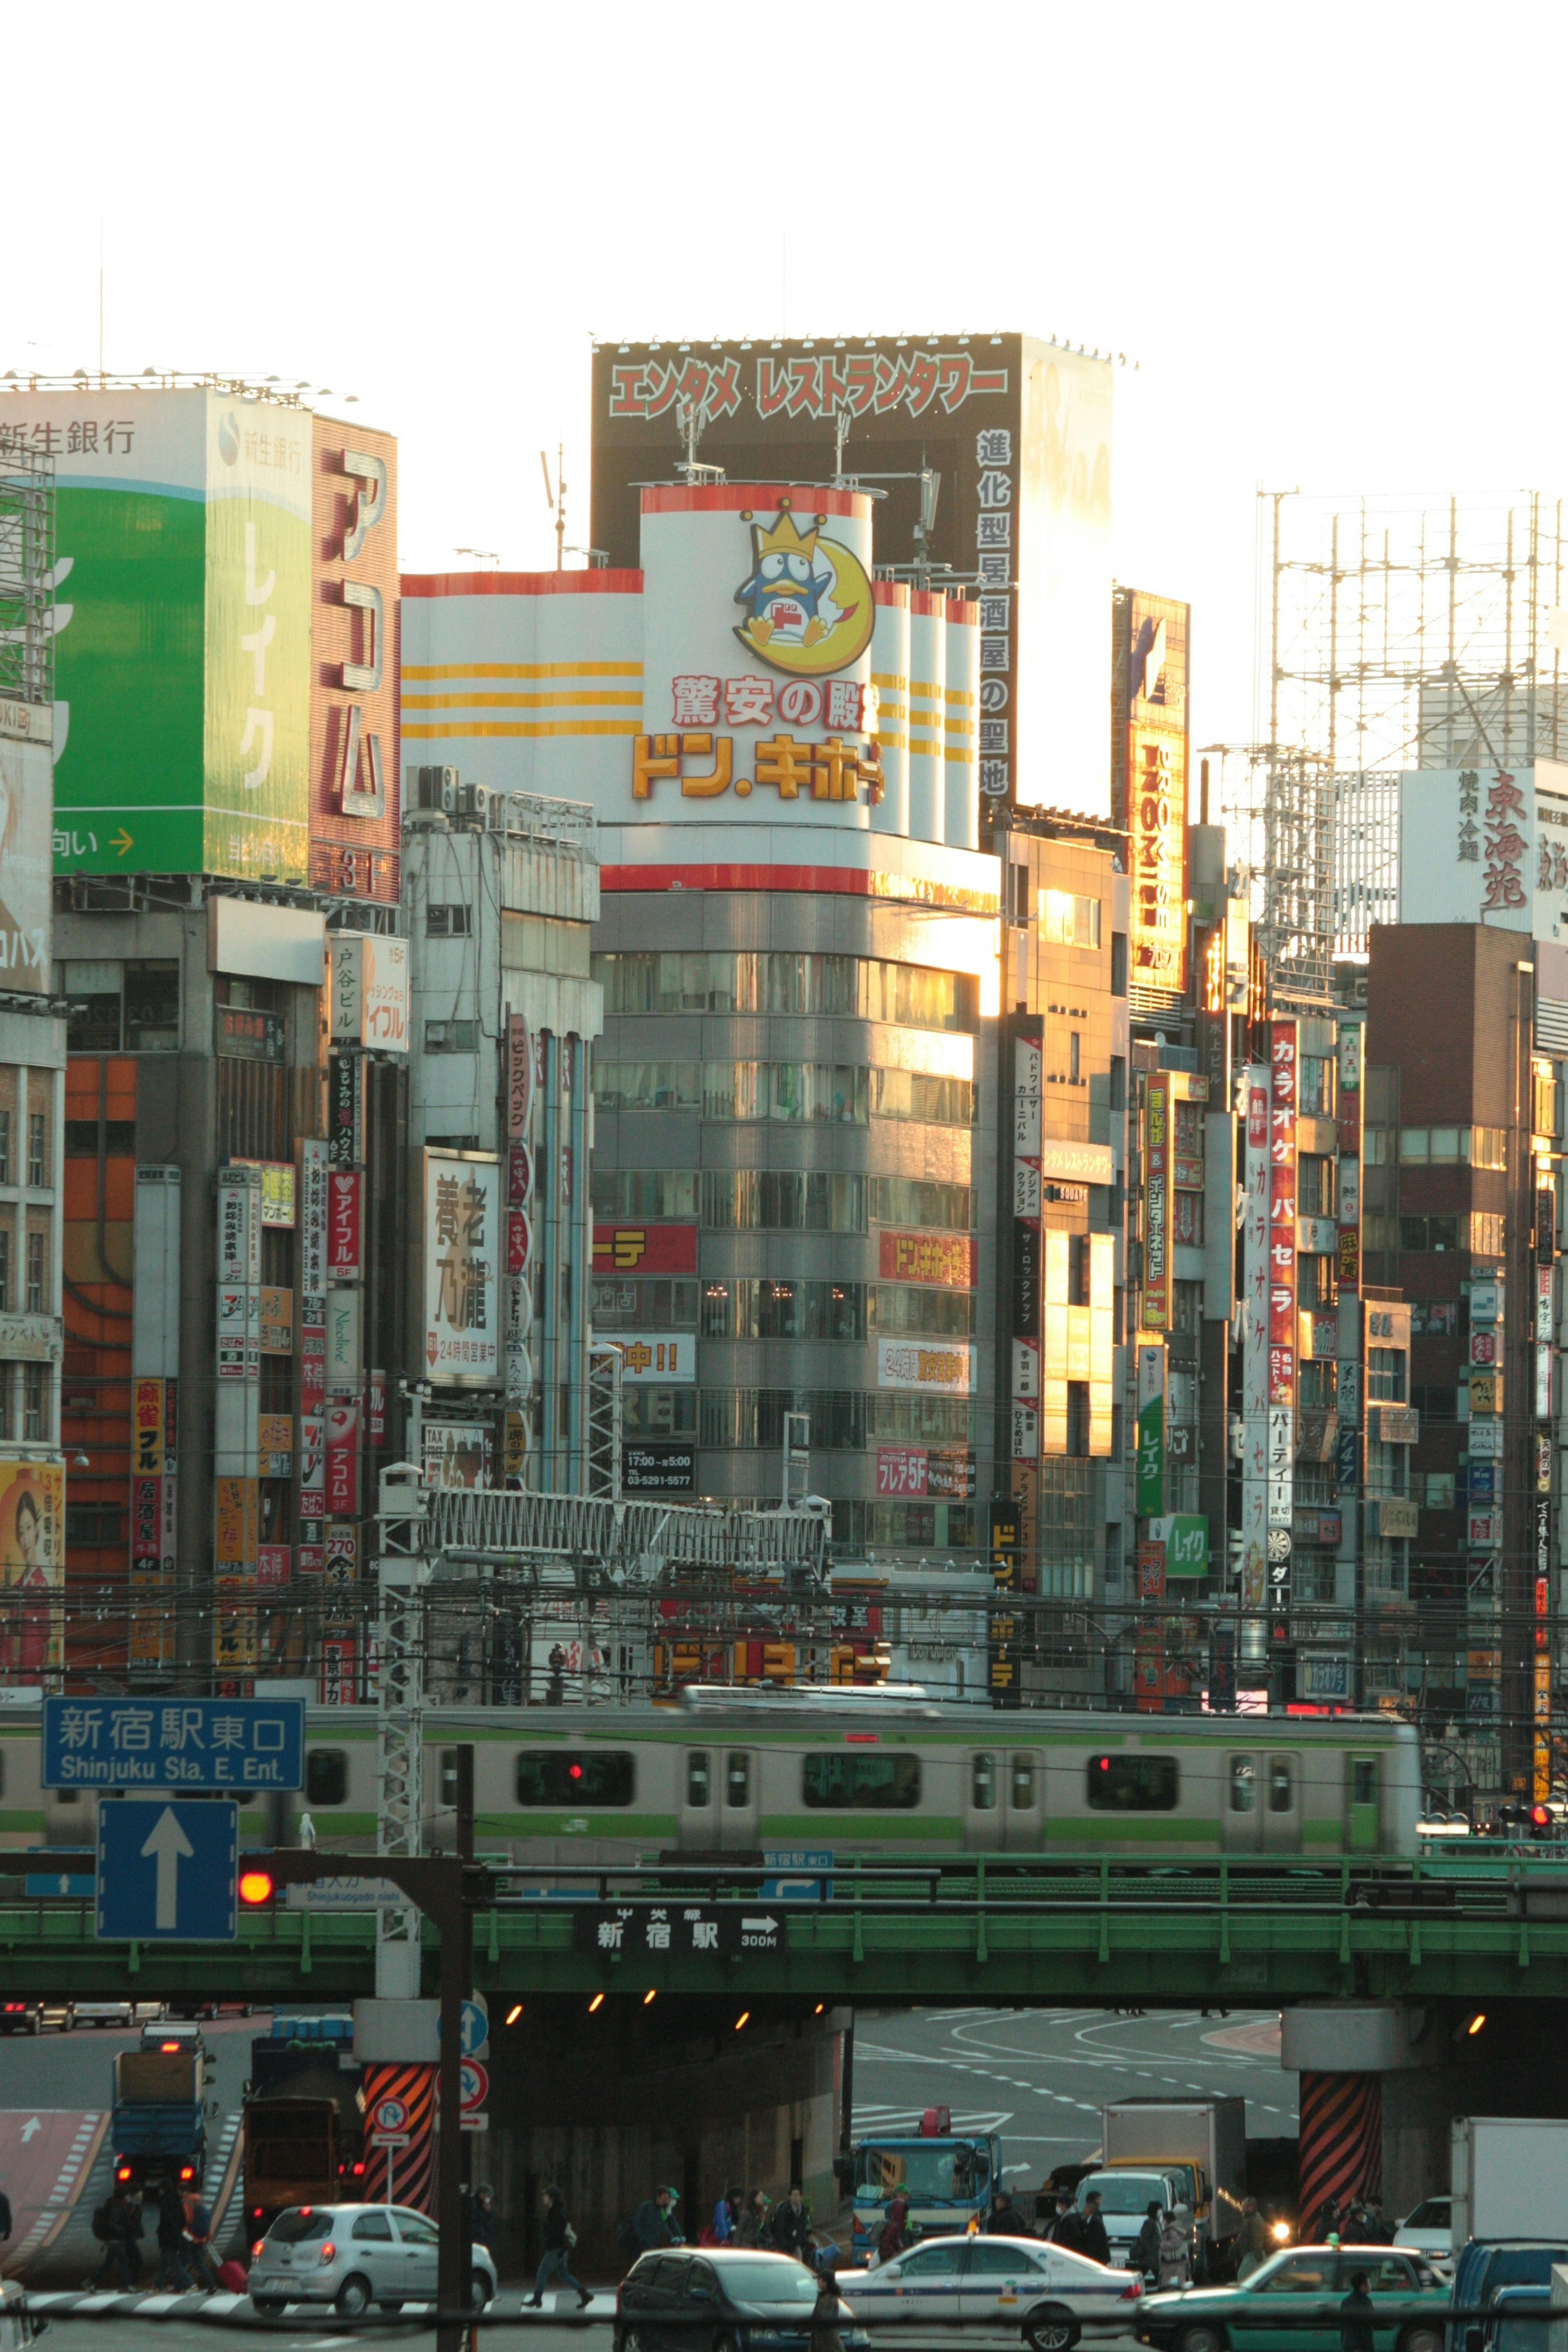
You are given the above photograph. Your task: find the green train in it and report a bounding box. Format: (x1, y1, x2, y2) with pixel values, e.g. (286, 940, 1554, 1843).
(0, 1690, 1422, 1866)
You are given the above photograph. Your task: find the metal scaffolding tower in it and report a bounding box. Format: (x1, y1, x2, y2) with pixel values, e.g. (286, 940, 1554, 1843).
(0, 440, 54, 708)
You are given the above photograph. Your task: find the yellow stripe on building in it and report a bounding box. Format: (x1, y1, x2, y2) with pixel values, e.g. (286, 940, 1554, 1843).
(908, 735, 942, 756)
(403, 690, 642, 711)
(402, 661, 642, 682)
(909, 678, 942, 697)
(945, 688, 976, 707)
(870, 672, 909, 691)
(403, 720, 643, 740)
(944, 717, 975, 737)
(944, 748, 976, 764)
(875, 731, 909, 752)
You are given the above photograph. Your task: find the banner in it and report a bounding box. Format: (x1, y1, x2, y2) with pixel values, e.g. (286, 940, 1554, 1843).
(1136, 1341, 1165, 1517)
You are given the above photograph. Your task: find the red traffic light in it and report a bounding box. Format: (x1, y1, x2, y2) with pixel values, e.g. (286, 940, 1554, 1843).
(1533, 1804, 1551, 1829)
(238, 1868, 276, 1906)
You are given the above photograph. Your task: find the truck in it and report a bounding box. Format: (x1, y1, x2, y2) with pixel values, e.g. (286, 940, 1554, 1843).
(1100, 2098, 1248, 2278)
(241, 2013, 365, 2240)
(1451, 2118, 1568, 2245)
(848, 2108, 1002, 2258)
(110, 2048, 207, 2192)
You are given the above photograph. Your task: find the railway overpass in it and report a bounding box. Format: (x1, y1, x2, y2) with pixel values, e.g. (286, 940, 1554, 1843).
(4, 1853, 1568, 2004)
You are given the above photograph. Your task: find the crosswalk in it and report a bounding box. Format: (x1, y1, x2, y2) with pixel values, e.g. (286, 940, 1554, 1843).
(22, 2288, 615, 2327)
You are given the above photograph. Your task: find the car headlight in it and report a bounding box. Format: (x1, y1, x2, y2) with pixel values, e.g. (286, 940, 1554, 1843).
(748, 2332, 788, 2343)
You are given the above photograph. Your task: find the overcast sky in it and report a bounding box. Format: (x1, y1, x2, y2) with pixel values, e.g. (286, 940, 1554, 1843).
(9, 0, 1563, 755)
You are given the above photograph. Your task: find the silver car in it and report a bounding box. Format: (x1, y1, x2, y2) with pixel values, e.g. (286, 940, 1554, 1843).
(248, 2203, 498, 2319)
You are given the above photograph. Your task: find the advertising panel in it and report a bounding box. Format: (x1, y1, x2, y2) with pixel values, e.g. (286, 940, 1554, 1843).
(0, 388, 312, 881)
(1269, 1021, 1297, 1408)
(624, 1443, 696, 1494)
(1143, 1076, 1171, 1330)
(421, 1151, 502, 1387)
(330, 933, 409, 1051)
(0, 1463, 63, 1675)
(327, 1171, 362, 1278)
(1241, 1066, 1270, 1618)
(876, 1229, 978, 1288)
(421, 1420, 494, 1490)
(616, 1333, 695, 1384)
(592, 1223, 699, 1276)
(1136, 1342, 1165, 1517)
(1397, 763, 1568, 940)
(309, 416, 400, 903)
(876, 1342, 976, 1395)
(1114, 590, 1189, 995)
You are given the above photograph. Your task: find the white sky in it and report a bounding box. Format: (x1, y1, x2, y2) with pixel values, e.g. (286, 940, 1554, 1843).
(9, 0, 1565, 755)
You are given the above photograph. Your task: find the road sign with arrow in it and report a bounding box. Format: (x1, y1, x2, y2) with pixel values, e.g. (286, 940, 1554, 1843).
(570, 1904, 783, 1958)
(95, 1799, 237, 1941)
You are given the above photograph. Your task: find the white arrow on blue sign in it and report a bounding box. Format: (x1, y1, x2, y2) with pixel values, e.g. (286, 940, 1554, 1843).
(460, 1997, 489, 2058)
(96, 1800, 238, 1942)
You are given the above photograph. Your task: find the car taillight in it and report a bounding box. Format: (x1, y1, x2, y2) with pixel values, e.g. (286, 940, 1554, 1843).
(319, 2242, 336, 2264)
(352, 2162, 365, 2177)
(252, 2242, 265, 2261)
(115, 2163, 132, 2184)
(1119, 2282, 1143, 2301)
(179, 2165, 195, 2183)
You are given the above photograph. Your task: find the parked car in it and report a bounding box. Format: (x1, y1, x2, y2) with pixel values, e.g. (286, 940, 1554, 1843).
(248, 2203, 496, 2319)
(1134, 2246, 1448, 2352)
(0, 2278, 47, 2350)
(73, 2000, 163, 2029)
(167, 2000, 252, 2022)
(0, 1998, 73, 2034)
(842, 2231, 1143, 2352)
(1394, 2201, 1453, 2267)
(617, 2249, 866, 2352)
(1447, 2245, 1568, 2352)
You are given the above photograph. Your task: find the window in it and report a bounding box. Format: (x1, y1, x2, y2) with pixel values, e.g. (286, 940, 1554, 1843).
(1352, 1760, 1378, 1807)
(802, 1753, 921, 1809)
(1298, 1156, 1336, 1218)
(514, 1751, 636, 1806)
(686, 1754, 710, 1808)
(1069, 1031, 1081, 1083)
(1261, 2259, 1338, 2294)
(305, 1748, 349, 1806)
(426, 904, 473, 937)
(0, 1228, 11, 1313)
(1363, 1127, 1391, 1165)
(595, 1063, 703, 1114)
(25, 1232, 43, 1314)
(591, 1170, 699, 1221)
(702, 1170, 867, 1233)
(270, 2211, 335, 2245)
(0, 1111, 10, 1185)
(1268, 1758, 1294, 1813)
(1300, 1057, 1334, 1117)
(591, 1277, 699, 1333)
(1039, 890, 1102, 949)
(1410, 1383, 1457, 1424)
(424, 1019, 479, 1053)
(23, 1363, 44, 1441)
(590, 951, 974, 1030)
(1367, 1348, 1405, 1403)
(726, 1754, 751, 1808)
(1086, 1754, 1178, 1811)
(1111, 932, 1128, 996)
(394, 2212, 440, 2246)
(65, 1500, 120, 1545)
(124, 961, 180, 1050)
(352, 2211, 393, 2241)
(868, 1177, 975, 1232)
(1229, 1757, 1257, 1812)
(971, 1754, 996, 1810)
(26, 1114, 45, 1189)
(1010, 1756, 1036, 1810)
(869, 1070, 978, 1127)
(967, 2243, 1043, 2278)
(1400, 1215, 1459, 1252)
(438, 1751, 459, 1809)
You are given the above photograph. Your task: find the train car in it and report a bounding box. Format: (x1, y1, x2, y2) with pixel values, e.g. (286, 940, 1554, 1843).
(0, 1692, 1422, 1869)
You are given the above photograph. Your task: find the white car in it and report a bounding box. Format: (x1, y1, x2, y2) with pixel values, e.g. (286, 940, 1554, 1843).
(73, 2000, 163, 2029)
(1394, 2199, 1453, 2266)
(248, 2203, 497, 2320)
(842, 2231, 1143, 2352)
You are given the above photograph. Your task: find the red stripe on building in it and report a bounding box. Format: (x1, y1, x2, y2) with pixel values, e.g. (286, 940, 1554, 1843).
(639, 483, 866, 519)
(873, 581, 909, 608)
(910, 590, 948, 618)
(602, 863, 880, 896)
(400, 570, 644, 598)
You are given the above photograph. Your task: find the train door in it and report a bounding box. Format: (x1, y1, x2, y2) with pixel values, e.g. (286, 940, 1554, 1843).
(1221, 1753, 1262, 1851)
(1261, 1752, 1302, 1854)
(1002, 1750, 1042, 1850)
(719, 1748, 760, 1851)
(962, 1751, 1003, 1851)
(679, 1749, 715, 1849)
(1346, 1753, 1381, 1853)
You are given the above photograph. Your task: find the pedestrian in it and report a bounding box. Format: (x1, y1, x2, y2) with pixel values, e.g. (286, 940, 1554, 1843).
(530, 2186, 592, 2310)
(1236, 2196, 1272, 2281)
(1053, 2198, 1088, 2257)
(153, 2178, 192, 2292)
(1340, 2268, 1376, 2352)
(710, 2186, 740, 2245)
(1130, 2202, 1163, 2282)
(181, 2190, 220, 2291)
(0, 2186, 10, 2247)
(773, 2185, 814, 2260)
(875, 2193, 910, 2266)
(1156, 2208, 1192, 2290)
(472, 2184, 494, 2252)
(985, 2188, 1019, 2236)
(1079, 2190, 1111, 2268)
(632, 2186, 677, 2252)
(546, 1644, 567, 1706)
(812, 2267, 847, 2352)
(1310, 2195, 1341, 2244)
(93, 2183, 143, 2289)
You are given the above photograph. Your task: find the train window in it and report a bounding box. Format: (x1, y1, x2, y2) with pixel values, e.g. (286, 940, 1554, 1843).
(0, 1751, 5, 1793)
(1353, 1760, 1378, 1807)
(439, 1751, 459, 1810)
(514, 1752, 635, 1806)
(802, 1754, 922, 1810)
(1086, 1754, 1178, 1811)
(305, 1749, 348, 1807)
(1268, 1759, 1294, 1813)
(1229, 1759, 1257, 1814)
(687, 1753, 711, 1807)
(726, 1754, 751, 1808)
(971, 1755, 996, 1811)
(1010, 1757, 1036, 1810)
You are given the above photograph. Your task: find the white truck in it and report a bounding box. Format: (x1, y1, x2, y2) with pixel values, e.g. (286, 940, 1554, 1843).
(1100, 2098, 1248, 2278)
(1451, 2118, 1568, 2245)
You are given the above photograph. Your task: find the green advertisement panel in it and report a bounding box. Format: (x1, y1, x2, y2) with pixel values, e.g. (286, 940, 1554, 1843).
(3, 388, 310, 881)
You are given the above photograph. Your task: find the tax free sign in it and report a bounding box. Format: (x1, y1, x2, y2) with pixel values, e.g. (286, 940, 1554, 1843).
(43, 1697, 304, 1791)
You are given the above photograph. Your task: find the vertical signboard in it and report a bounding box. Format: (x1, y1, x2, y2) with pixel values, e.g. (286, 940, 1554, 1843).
(1136, 1341, 1166, 1518)
(987, 1501, 1021, 1709)
(310, 416, 401, 903)
(420, 1152, 502, 1388)
(1241, 1066, 1271, 1631)
(1011, 1031, 1042, 1486)
(1114, 590, 1189, 996)
(1143, 1075, 1172, 1330)
(130, 1166, 181, 1665)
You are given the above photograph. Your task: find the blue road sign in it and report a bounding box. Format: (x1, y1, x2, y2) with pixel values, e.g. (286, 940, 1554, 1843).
(459, 1998, 489, 2058)
(44, 1697, 304, 1793)
(761, 1846, 834, 1901)
(26, 1849, 94, 1899)
(96, 1800, 238, 1942)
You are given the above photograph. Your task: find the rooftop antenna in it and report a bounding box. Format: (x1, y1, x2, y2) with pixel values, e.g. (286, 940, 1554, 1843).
(539, 445, 566, 571)
(833, 401, 851, 483)
(98, 216, 105, 381)
(673, 393, 724, 487)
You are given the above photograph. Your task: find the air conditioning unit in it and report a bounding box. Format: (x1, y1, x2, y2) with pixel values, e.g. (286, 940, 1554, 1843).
(455, 782, 490, 823)
(406, 765, 458, 820)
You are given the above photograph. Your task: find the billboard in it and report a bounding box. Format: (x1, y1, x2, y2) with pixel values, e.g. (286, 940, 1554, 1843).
(1113, 590, 1189, 996)
(0, 721, 52, 992)
(1398, 760, 1568, 938)
(0, 388, 310, 881)
(310, 416, 400, 902)
(0, 1462, 64, 1676)
(591, 335, 1113, 815)
(419, 1150, 501, 1387)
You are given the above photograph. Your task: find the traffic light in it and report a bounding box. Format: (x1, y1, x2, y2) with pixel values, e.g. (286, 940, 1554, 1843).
(238, 1866, 276, 1907)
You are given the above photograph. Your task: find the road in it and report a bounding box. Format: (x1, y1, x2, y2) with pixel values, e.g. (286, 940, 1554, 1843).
(0, 2010, 260, 2283)
(851, 2005, 1296, 2184)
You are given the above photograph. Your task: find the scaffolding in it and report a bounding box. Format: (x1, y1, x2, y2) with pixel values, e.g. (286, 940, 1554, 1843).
(0, 441, 53, 708)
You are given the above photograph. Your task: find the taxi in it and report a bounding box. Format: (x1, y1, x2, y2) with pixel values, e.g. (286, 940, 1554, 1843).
(840, 2231, 1144, 2352)
(1134, 2245, 1448, 2352)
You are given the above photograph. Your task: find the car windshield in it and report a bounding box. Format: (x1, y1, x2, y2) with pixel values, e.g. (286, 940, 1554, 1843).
(720, 2263, 820, 2303)
(1082, 2176, 1167, 2214)
(269, 2210, 335, 2244)
(1403, 2202, 1449, 2231)
(855, 2146, 988, 2201)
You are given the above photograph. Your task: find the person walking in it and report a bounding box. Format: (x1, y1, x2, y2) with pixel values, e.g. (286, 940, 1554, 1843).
(1236, 2197, 1272, 2281)
(1079, 2191, 1111, 2268)
(1310, 2195, 1341, 2244)
(632, 2186, 677, 2252)
(773, 2185, 814, 2260)
(1053, 2198, 1088, 2257)
(153, 2178, 192, 2292)
(530, 2186, 592, 2310)
(811, 2268, 848, 2352)
(1156, 2208, 1192, 2290)
(1130, 2202, 1163, 2283)
(471, 2183, 494, 2254)
(984, 2188, 1020, 2235)
(711, 2187, 740, 2245)
(875, 2192, 910, 2265)
(1340, 2269, 1376, 2352)
(736, 2190, 771, 2249)
(181, 2190, 220, 2291)
(93, 2183, 143, 2289)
